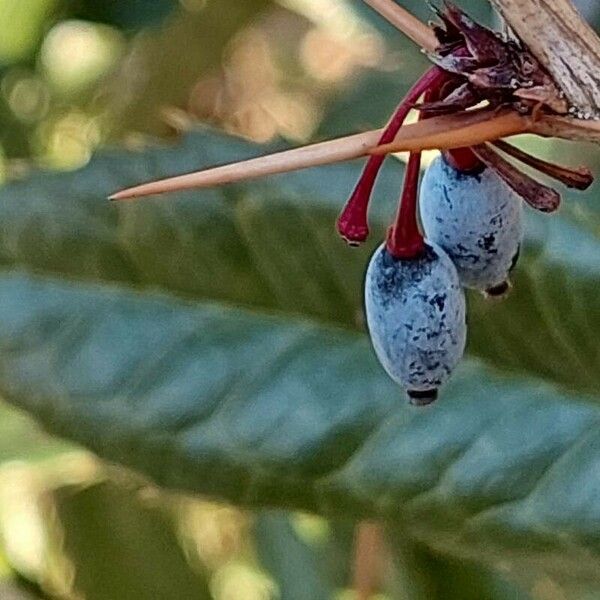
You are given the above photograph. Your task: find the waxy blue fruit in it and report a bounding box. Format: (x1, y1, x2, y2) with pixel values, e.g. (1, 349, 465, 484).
(420, 155, 523, 295)
(365, 243, 467, 405)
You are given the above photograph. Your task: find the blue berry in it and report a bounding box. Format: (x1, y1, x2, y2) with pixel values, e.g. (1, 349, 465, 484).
(419, 155, 523, 295)
(364, 242, 467, 404)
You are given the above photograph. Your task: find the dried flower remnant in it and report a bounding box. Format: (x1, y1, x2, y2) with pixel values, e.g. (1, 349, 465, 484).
(427, 3, 569, 115)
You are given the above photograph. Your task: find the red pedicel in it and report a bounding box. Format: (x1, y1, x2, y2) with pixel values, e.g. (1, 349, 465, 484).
(336, 66, 448, 244)
(385, 151, 425, 259)
(444, 147, 484, 173)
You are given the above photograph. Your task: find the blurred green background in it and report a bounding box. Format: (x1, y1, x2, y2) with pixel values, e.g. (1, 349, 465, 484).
(0, 1, 599, 599)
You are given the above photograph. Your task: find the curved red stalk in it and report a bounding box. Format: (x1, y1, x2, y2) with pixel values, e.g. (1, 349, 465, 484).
(385, 152, 424, 258)
(444, 147, 483, 172)
(337, 66, 448, 244)
(384, 87, 442, 260)
(432, 80, 484, 173)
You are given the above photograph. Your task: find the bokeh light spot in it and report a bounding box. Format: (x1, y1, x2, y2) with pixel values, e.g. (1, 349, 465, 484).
(211, 561, 276, 600)
(34, 111, 101, 170)
(40, 20, 124, 95)
(4, 73, 50, 123)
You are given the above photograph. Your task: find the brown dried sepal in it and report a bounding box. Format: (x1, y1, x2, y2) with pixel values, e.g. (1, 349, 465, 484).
(425, 1, 568, 116)
(473, 144, 561, 213)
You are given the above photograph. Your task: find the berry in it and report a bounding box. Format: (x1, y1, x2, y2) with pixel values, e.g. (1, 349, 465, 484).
(419, 154, 523, 295)
(364, 242, 467, 404)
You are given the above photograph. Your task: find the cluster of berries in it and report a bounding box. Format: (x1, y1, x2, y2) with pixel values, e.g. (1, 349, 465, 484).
(365, 152, 521, 406)
(110, 2, 595, 407)
(342, 4, 594, 405)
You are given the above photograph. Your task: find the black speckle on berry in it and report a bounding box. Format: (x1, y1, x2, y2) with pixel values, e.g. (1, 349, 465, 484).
(509, 245, 521, 272)
(429, 293, 446, 312)
(480, 234, 496, 251)
(373, 245, 438, 306)
(441, 187, 453, 208)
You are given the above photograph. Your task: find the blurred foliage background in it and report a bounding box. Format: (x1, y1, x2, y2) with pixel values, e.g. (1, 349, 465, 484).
(0, 1, 599, 599)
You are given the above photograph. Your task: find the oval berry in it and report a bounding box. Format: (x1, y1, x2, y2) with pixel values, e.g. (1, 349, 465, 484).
(364, 242, 467, 405)
(419, 155, 523, 295)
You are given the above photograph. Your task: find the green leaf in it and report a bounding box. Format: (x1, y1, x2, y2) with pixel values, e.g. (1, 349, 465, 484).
(1, 273, 600, 581)
(0, 129, 600, 581)
(50, 479, 212, 600)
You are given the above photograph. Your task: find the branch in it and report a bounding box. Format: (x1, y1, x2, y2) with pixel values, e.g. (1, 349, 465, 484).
(489, 0, 600, 118)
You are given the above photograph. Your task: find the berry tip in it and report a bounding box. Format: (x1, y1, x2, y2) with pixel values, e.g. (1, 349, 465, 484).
(408, 389, 439, 406)
(484, 280, 513, 300)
